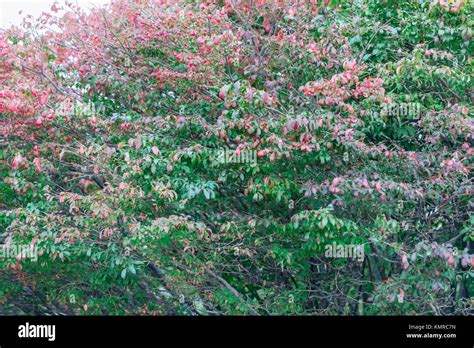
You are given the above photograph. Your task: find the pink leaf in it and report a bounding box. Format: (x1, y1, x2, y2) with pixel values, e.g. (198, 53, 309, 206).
(33, 157, 42, 172)
(135, 136, 142, 150)
(219, 85, 229, 99)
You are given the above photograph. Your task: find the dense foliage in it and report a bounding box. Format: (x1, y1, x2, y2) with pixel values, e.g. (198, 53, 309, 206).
(0, 0, 472, 315)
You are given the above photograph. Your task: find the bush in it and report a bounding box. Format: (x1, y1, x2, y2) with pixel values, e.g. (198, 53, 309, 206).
(0, 0, 472, 315)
